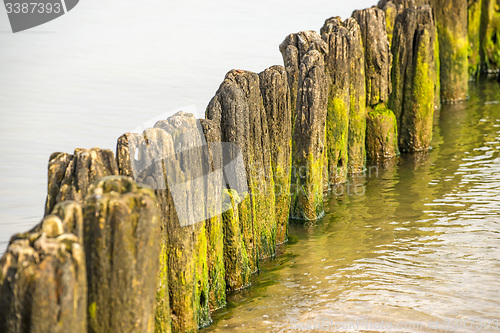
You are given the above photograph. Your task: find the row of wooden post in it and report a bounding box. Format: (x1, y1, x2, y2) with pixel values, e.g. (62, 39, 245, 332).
(0, 1, 498, 332)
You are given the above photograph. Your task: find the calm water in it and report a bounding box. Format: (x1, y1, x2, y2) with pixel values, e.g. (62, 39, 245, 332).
(0, 0, 374, 252)
(203, 79, 500, 332)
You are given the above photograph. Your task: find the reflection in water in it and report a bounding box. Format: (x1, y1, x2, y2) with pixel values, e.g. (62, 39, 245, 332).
(203, 79, 500, 332)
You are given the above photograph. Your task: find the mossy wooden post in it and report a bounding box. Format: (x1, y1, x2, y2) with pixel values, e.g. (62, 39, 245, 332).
(481, 0, 500, 72)
(83, 176, 161, 333)
(259, 65, 292, 244)
(431, 0, 468, 102)
(0, 215, 87, 333)
(321, 17, 350, 185)
(401, 7, 437, 151)
(200, 119, 226, 311)
(221, 189, 251, 291)
(155, 113, 211, 329)
(279, 31, 328, 124)
(353, 7, 392, 107)
(290, 50, 328, 220)
(468, 0, 483, 78)
(366, 104, 400, 159)
(116, 132, 172, 333)
(119, 112, 214, 331)
(379, 0, 398, 46)
(206, 69, 277, 266)
(345, 18, 368, 174)
(390, 6, 437, 152)
(45, 148, 119, 215)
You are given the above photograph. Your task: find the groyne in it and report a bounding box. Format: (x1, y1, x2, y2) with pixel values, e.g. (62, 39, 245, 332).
(0, 1, 499, 332)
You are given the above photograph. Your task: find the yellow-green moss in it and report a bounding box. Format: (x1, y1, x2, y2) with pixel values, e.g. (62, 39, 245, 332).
(237, 193, 257, 273)
(435, 18, 469, 101)
(325, 94, 349, 185)
(206, 215, 226, 311)
(468, 0, 483, 78)
(272, 160, 292, 244)
(194, 221, 211, 328)
(434, 25, 441, 109)
(245, 143, 277, 261)
(222, 190, 251, 291)
(400, 28, 435, 152)
(385, 5, 397, 47)
(248, 171, 277, 260)
(348, 84, 367, 173)
(290, 152, 325, 220)
(481, 0, 500, 71)
(88, 302, 97, 320)
(155, 240, 171, 333)
(366, 104, 399, 159)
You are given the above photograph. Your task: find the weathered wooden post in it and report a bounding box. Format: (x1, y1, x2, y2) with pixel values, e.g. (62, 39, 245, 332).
(280, 31, 329, 220)
(206, 69, 277, 265)
(200, 118, 227, 311)
(221, 189, 252, 291)
(321, 17, 368, 178)
(353, 7, 392, 107)
(116, 131, 172, 333)
(481, 0, 500, 73)
(379, 0, 398, 46)
(390, 5, 437, 152)
(45, 148, 118, 215)
(0, 210, 87, 333)
(321, 17, 351, 185)
(431, 0, 469, 102)
(154, 113, 211, 329)
(83, 176, 161, 333)
(289, 50, 329, 220)
(118, 112, 220, 331)
(345, 18, 369, 174)
(279, 31, 328, 119)
(468, 0, 483, 78)
(366, 104, 400, 160)
(259, 65, 292, 244)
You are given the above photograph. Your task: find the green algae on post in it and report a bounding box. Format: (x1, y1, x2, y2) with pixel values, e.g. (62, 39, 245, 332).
(290, 50, 328, 221)
(379, 0, 398, 47)
(389, 6, 437, 152)
(221, 189, 252, 291)
(321, 17, 350, 185)
(468, 0, 483, 78)
(431, 0, 468, 102)
(345, 17, 368, 174)
(366, 104, 400, 160)
(206, 69, 277, 263)
(259, 66, 292, 245)
(154, 112, 213, 330)
(481, 0, 500, 73)
(200, 119, 227, 311)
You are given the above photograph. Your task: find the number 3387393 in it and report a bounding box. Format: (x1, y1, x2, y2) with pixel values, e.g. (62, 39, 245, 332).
(5, 2, 62, 14)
